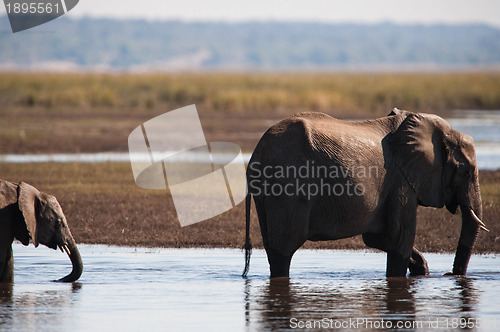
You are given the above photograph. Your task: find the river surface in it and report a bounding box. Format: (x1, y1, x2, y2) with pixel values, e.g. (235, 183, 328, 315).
(1, 244, 499, 331)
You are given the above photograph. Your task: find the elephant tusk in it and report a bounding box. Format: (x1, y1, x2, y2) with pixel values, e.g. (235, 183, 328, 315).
(62, 244, 72, 256)
(470, 209, 489, 232)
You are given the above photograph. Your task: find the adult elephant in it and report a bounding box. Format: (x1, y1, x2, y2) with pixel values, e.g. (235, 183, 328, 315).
(242, 109, 488, 278)
(0, 180, 83, 282)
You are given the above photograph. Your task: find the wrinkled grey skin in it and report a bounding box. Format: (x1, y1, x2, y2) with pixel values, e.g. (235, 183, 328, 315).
(243, 109, 487, 278)
(0, 180, 82, 283)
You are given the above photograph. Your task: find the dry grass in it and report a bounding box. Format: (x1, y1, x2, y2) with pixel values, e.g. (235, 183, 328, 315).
(2, 72, 500, 115)
(1, 72, 500, 153)
(0, 163, 498, 253)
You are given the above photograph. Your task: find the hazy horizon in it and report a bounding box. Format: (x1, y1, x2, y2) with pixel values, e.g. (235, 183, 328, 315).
(1, 0, 499, 27)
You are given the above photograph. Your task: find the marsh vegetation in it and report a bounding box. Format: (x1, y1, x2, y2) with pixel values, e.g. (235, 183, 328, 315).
(0, 72, 499, 251)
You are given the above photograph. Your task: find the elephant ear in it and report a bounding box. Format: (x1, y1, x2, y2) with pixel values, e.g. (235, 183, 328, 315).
(17, 182, 41, 247)
(389, 113, 451, 207)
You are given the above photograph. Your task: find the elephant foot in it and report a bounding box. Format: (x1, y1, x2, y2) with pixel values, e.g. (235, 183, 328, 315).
(270, 265, 291, 278)
(408, 248, 429, 276)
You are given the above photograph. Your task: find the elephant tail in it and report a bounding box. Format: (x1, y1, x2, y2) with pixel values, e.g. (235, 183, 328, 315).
(242, 193, 252, 278)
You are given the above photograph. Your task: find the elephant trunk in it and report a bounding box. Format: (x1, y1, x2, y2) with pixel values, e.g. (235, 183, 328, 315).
(452, 180, 485, 275)
(57, 235, 83, 282)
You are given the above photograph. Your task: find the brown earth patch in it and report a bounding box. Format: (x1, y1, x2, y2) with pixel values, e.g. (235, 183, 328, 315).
(0, 163, 498, 253)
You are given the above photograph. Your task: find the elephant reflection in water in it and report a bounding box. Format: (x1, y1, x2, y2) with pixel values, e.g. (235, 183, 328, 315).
(455, 277, 479, 313)
(244, 277, 480, 331)
(384, 278, 417, 327)
(0, 283, 81, 330)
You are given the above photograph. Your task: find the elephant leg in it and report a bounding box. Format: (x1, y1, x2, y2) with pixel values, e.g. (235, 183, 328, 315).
(0, 246, 14, 283)
(386, 250, 411, 277)
(256, 199, 291, 277)
(265, 229, 306, 279)
(262, 197, 309, 278)
(267, 251, 293, 278)
(408, 247, 429, 276)
(363, 232, 420, 277)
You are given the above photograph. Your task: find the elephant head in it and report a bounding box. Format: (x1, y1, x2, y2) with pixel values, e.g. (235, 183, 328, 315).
(390, 112, 487, 275)
(16, 182, 83, 282)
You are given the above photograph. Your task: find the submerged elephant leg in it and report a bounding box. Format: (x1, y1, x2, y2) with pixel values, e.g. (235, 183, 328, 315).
(265, 226, 306, 279)
(386, 250, 411, 277)
(267, 251, 293, 278)
(408, 247, 429, 276)
(0, 246, 14, 283)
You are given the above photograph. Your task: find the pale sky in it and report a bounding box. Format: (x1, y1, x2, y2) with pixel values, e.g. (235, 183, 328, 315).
(64, 0, 500, 27)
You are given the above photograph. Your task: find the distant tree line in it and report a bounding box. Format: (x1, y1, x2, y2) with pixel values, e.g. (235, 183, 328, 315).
(1, 16, 499, 70)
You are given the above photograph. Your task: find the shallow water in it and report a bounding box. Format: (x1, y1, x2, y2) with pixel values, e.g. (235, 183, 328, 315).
(448, 111, 500, 170)
(1, 244, 499, 331)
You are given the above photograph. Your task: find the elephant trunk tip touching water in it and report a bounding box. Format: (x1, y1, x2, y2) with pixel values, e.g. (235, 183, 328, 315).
(0, 180, 83, 283)
(56, 235, 83, 283)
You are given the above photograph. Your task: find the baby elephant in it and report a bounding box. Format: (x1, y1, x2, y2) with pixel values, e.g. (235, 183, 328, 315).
(0, 180, 83, 282)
